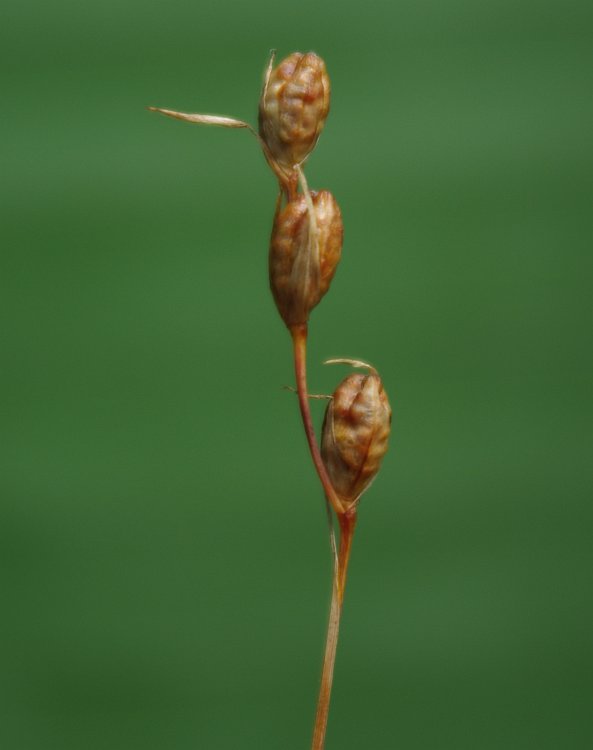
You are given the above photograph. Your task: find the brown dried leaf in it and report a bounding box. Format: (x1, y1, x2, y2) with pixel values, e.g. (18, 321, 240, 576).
(148, 107, 251, 129)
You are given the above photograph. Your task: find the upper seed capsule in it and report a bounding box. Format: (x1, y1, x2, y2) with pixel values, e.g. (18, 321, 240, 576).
(269, 190, 343, 328)
(321, 368, 391, 510)
(259, 52, 331, 174)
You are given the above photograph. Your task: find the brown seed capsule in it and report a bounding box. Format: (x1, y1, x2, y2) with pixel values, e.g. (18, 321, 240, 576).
(321, 368, 392, 510)
(269, 190, 343, 328)
(259, 52, 330, 174)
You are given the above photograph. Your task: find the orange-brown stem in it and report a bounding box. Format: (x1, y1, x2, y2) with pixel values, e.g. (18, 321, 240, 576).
(291, 324, 345, 516)
(290, 323, 357, 749)
(311, 563, 341, 750)
(312, 511, 357, 750)
(337, 511, 357, 606)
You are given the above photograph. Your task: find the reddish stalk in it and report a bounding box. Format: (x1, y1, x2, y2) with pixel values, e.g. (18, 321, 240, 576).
(311, 512, 357, 750)
(311, 565, 341, 750)
(337, 512, 357, 606)
(291, 323, 358, 749)
(291, 324, 345, 517)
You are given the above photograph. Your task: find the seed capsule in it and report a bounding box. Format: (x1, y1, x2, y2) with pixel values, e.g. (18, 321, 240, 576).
(321, 368, 391, 510)
(269, 190, 343, 328)
(259, 52, 330, 174)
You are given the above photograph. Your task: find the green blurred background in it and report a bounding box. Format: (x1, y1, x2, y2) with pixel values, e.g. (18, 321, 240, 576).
(1, 1, 591, 748)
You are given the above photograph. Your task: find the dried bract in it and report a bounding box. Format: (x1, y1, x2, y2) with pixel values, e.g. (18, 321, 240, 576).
(270, 190, 342, 328)
(259, 52, 330, 175)
(321, 369, 391, 509)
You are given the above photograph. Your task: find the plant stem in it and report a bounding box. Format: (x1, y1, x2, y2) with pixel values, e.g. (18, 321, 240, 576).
(290, 322, 358, 749)
(291, 324, 345, 517)
(311, 513, 357, 750)
(312, 561, 341, 750)
(337, 512, 357, 607)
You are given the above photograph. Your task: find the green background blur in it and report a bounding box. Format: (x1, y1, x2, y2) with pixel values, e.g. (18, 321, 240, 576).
(2, 1, 591, 748)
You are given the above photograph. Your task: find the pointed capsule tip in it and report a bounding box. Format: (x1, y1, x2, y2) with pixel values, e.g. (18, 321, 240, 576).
(324, 358, 378, 375)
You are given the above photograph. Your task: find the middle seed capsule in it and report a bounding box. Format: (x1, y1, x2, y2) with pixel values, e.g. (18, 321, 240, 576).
(269, 190, 343, 328)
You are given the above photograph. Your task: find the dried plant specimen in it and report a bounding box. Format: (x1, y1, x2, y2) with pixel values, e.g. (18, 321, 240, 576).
(150, 50, 392, 750)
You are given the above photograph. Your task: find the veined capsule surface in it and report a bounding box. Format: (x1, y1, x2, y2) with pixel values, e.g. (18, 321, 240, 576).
(259, 52, 330, 172)
(269, 190, 342, 328)
(321, 371, 391, 509)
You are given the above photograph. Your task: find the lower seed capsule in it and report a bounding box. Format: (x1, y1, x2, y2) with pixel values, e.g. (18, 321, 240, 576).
(269, 190, 343, 328)
(321, 368, 391, 510)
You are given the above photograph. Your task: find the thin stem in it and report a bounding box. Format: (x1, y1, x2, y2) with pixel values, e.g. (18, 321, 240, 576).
(312, 562, 341, 750)
(290, 323, 358, 748)
(337, 512, 357, 607)
(311, 512, 357, 750)
(291, 324, 345, 516)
